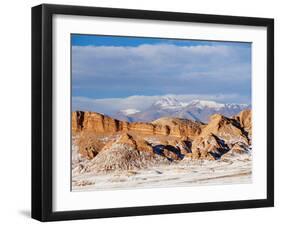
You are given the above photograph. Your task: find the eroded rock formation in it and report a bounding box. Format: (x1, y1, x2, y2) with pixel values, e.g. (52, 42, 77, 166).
(72, 111, 201, 138)
(72, 109, 252, 171)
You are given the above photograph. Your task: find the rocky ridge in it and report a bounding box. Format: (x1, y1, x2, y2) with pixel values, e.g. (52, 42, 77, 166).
(72, 109, 252, 173)
(72, 111, 202, 138)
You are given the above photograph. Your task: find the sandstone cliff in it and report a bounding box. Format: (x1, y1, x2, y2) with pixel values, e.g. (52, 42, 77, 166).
(233, 109, 252, 136)
(151, 117, 202, 138)
(72, 111, 201, 138)
(190, 112, 250, 160)
(72, 109, 252, 164)
(72, 111, 128, 133)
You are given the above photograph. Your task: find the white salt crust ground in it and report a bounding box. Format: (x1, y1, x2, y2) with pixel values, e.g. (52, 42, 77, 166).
(72, 143, 252, 191)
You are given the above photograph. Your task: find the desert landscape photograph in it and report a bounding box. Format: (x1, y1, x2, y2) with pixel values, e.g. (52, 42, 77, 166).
(71, 34, 252, 191)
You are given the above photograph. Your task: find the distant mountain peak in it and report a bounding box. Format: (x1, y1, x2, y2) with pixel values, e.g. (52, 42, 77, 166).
(153, 96, 186, 109)
(187, 100, 225, 110)
(152, 97, 241, 111)
(111, 96, 250, 123)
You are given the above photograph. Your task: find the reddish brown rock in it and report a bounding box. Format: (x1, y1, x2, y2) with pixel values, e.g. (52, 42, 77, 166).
(221, 143, 250, 160)
(191, 134, 229, 160)
(77, 134, 105, 159)
(82, 112, 119, 133)
(72, 111, 85, 133)
(72, 110, 252, 162)
(233, 109, 252, 136)
(128, 122, 155, 135)
(200, 114, 249, 145)
(72, 111, 129, 134)
(135, 139, 154, 154)
(152, 117, 202, 138)
(116, 133, 137, 147)
(163, 148, 180, 160)
(72, 111, 203, 138)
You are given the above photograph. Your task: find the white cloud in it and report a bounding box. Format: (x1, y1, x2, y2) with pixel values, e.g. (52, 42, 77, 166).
(72, 44, 251, 99)
(72, 94, 250, 114)
(72, 44, 248, 79)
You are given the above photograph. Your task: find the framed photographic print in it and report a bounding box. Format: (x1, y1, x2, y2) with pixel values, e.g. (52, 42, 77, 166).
(31, 4, 274, 221)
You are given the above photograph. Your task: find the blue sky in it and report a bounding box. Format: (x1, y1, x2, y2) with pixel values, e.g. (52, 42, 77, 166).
(72, 34, 251, 48)
(72, 34, 251, 112)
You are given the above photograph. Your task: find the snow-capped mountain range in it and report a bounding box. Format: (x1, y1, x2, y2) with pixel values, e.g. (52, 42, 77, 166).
(112, 96, 251, 123)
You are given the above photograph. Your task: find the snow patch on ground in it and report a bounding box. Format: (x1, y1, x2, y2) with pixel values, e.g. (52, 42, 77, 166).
(72, 143, 252, 191)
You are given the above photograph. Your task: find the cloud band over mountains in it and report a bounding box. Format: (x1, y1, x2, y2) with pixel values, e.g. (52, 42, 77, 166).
(72, 36, 251, 114)
(72, 42, 251, 99)
(72, 94, 250, 114)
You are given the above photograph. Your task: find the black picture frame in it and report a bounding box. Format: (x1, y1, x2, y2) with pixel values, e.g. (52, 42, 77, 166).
(32, 4, 274, 222)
